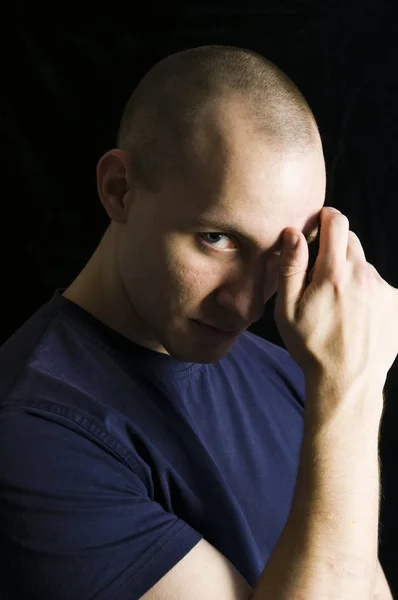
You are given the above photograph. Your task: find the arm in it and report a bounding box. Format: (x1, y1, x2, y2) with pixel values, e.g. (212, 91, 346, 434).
(250, 379, 383, 600)
(374, 559, 393, 599)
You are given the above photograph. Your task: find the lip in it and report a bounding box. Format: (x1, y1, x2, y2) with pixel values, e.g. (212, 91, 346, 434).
(193, 320, 241, 338)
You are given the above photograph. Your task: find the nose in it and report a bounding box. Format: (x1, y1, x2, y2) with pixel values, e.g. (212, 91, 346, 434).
(217, 268, 278, 324)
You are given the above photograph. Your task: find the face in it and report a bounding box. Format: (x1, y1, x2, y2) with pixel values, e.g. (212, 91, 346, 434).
(105, 103, 326, 364)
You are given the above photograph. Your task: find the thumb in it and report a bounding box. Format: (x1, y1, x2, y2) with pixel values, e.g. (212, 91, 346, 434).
(274, 228, 309, 324)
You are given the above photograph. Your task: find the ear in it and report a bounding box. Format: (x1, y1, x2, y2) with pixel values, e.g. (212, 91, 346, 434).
(96, 149, 131, 224)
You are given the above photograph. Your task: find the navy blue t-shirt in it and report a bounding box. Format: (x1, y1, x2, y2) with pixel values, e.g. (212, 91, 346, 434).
(0, 289, 306, 600)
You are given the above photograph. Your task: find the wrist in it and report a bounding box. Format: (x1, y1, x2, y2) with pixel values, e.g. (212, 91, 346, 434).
(304, 375, 385, 430)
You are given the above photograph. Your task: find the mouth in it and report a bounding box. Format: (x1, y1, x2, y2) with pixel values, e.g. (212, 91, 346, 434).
(192, 320, 241, 339)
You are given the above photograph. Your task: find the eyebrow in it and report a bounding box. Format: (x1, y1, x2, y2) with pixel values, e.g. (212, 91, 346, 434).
(193, 217, 320, 251)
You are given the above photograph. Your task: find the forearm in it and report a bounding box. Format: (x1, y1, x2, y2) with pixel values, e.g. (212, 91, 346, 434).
(251, 379, 383, 600)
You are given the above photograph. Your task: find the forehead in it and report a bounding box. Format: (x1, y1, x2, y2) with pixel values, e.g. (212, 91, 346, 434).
(175, 147, 325, 243)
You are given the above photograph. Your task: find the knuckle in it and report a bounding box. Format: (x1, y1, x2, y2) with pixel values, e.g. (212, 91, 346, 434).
(359, 262, 372, 277)
(355, 264, 376, 289)
(366, 262, 379, 277)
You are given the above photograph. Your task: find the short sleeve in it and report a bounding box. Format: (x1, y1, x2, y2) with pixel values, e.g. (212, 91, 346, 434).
(0, 408, 203, 600)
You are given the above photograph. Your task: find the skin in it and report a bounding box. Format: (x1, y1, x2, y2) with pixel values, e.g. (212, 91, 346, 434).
(63, 97, 326, 364)
(62, 97, 393, 595)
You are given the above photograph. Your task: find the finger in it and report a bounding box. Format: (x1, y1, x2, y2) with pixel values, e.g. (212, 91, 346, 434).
(346, 230, 367, 264)
(317, 207, 350, 280)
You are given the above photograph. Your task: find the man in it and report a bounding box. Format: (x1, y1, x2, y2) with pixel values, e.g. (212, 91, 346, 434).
(0, 45, 391, 598)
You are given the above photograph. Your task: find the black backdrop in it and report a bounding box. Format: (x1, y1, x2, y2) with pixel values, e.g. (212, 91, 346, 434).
(2, 3, 398, 596)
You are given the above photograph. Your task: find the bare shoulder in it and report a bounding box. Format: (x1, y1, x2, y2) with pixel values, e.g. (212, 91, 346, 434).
(140, 537, 253, 600)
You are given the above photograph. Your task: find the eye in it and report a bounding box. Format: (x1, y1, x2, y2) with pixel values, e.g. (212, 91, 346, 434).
(198, 233, 283, 257)
(198, 233, 237, 251)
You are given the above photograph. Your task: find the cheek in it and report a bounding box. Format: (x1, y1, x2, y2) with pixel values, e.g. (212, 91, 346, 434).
(172, 263, 215, 295)
(165, 253, 220, 306)
(164, 239, 281, 306)
(264, 262, 280, 295)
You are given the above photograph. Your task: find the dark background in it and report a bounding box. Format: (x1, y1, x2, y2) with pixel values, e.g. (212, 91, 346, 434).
(2, 3, 397, 596)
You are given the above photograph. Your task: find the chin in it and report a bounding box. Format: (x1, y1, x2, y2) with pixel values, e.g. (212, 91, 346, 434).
(167, 337, 236, 364)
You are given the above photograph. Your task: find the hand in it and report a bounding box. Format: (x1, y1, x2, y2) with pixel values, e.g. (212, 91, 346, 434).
(274, 206, 398, 397)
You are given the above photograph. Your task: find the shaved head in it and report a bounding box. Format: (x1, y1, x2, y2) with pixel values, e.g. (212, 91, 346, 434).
(116, 45, 321, 194)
